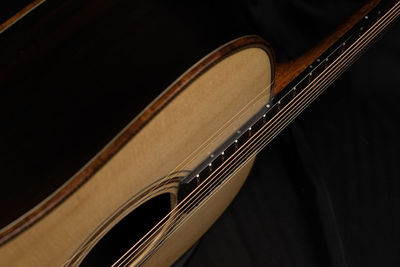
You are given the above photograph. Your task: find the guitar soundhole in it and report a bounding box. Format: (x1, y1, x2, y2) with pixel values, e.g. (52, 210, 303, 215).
(80, 193, 171, 266)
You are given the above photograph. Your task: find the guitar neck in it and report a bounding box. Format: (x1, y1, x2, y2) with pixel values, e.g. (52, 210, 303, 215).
(178, 0, 400, 200)
(275, 0, 381, 94)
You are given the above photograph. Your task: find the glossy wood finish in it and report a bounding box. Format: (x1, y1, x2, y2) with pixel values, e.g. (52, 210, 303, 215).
(0, 37, 273, 266)
(0, 0, 379, 237)
(0, 0, 383, 264)
(0, 0, 380, 97)
(0, 0, 44, 33)
(0, 35, 271, 245)
(142, 159, 256, 267)
(274, 0, 381, 95)
(0, 0, 258, 241)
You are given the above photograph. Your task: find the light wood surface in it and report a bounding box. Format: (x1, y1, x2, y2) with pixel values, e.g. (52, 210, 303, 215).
(0, 43, 272, 266)
(141, 159, 256, 267)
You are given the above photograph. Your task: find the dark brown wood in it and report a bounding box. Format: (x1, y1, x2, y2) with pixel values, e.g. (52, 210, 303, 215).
(0, 0, 44, 33)
(0, 35, 273, 245)
(0, 0, 262, 243)
(0, 0, 260, 231)
(0, 0, 380, 247)
(274, 0, 381, 95)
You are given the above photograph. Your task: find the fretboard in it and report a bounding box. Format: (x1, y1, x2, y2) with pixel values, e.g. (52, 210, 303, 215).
(178, 0, 400, 203)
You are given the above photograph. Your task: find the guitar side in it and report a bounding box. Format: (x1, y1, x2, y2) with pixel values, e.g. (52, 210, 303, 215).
(0, 0, 387, 265)
(0, 36, 274, 266)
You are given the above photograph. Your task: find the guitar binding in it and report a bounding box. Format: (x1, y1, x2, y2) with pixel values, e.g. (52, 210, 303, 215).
(178, 0, 397, 208)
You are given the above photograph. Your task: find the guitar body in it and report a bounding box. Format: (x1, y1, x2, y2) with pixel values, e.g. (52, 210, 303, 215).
(0, 33, 274, 265)
(2, 0, 396, 265)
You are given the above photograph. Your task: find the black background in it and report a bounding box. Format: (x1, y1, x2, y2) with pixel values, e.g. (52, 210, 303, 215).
(1, 1, 399, 266)
(183, 1, 400, 267)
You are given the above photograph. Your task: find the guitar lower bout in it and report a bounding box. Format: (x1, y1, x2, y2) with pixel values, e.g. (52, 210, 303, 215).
(0, 36, 274, 266)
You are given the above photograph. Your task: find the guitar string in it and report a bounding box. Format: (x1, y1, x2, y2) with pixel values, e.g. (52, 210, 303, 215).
(116, 11, 396, 267)
(165, 1, 400, 245)
(114, 4, 398, 266)
(113, 4, 399, 266)
(152, 8, 400, 266)
(123, 14, 397, 266)
(173, 1, 400, 227)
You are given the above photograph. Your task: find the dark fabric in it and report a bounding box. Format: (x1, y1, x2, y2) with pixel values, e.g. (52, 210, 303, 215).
(1, 1, 399, 266)
(0, 0, 253, 227)
(183, 1, 400, 267)
(0, 0, 29, 23)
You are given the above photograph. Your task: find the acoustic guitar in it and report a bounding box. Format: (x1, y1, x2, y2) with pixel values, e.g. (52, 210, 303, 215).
(0, 0, 398, 266)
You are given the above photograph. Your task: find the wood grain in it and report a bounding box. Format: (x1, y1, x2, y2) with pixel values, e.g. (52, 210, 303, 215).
(0, 38, 273, 266)
(0, 35, 272, 246)
(0, 0, 45, 33)
(0, 0, 379, 253)
(274, 0, 381, 95)
(142, 159, 256, 267)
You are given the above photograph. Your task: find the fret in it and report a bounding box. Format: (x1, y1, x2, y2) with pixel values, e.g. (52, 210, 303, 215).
(294, 75, 310, 95)
(309, 58, 325, 79)
(345, 31, 360, 48)
(178, 0, 400, 205)
(276, 91, 292, 111)
(326, 44, 343, 67)
(251, 115, 265, 135)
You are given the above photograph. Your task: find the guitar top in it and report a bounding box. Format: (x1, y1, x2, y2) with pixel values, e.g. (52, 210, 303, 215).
(1, 0, 399, 266)
(0, 0, 254, 230)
